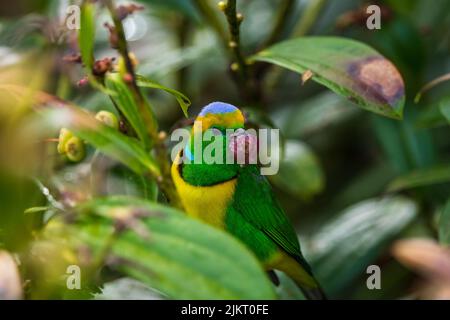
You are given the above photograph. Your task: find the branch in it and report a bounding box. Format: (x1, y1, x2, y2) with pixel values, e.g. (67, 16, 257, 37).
(220, 0, 248, 81)
(103, 0, 182, 208)
(104, 0, 157, 142)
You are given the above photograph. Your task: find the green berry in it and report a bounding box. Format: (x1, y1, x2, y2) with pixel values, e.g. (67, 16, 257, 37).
(65, 136, 85, 162)
(95, 110, 119, 129)
(57, 128, 73, 154)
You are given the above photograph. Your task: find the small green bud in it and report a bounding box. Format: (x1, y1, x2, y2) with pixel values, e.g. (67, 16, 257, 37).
(57, 128, 73, 154)
(230, 62, 239, 71)
(65, 136, 86, 162)
(236, 13, 244, 23)
(95, 110, 119, 129)
(228, 41, 237, 48)
(218, 1, 227, 11)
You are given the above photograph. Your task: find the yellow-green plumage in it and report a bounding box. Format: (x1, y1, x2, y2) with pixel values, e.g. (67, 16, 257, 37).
(171, 102, 325, 299)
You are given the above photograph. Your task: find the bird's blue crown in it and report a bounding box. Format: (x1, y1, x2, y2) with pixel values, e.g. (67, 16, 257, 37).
(199, 101, 238, 116)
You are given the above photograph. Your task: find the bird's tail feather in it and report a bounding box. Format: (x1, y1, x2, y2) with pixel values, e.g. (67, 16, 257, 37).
(299, 284, 327, 300)
(287, 258, 328, 300)
(275, 252, 327, 299)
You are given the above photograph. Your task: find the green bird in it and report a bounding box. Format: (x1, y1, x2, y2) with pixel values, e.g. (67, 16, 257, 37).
(171, 101, 326, 299)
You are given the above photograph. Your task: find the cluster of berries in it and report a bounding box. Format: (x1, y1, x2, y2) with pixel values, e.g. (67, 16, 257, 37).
(57, 110, 118, 162)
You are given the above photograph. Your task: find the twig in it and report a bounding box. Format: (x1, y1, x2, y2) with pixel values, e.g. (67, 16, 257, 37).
(220, 0, 248, 81)
(415, 72, 450, 103)
(195, 1, 260, 104)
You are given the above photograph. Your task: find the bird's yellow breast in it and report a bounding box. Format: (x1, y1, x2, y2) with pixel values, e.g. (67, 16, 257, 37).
(171, 153, 237, 229)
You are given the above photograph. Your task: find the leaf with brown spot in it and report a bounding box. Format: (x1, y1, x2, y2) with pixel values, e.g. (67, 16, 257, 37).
(252, 37, 405, 119)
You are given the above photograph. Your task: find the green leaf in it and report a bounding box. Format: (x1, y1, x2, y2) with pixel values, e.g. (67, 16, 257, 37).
(78, 2, 95, 71)
(95, 278, 163, 300)
(439, 198, 450, 246)
(387, 165, 450, 192)
(78, 2, 115, 96)
(136, 75, 191, 118)
(416, 96, 450, 128)
(252, 37, 405, 119)
(75, 125, 159, 177)
(105, 73, 151, 148)
(73, 196, 276, 299)
(439, 99, 450, 124)
(303, 196, 417, 295)
(270, 140, 324, 200)
(24, 206, 49, 214)
(415, 104, 448, 129)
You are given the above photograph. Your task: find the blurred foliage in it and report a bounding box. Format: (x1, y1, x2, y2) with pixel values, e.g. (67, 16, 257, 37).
(0, 0, 449, 300)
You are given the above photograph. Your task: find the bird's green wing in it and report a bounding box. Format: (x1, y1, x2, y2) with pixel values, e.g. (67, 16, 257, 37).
(230, 165, 312, 274)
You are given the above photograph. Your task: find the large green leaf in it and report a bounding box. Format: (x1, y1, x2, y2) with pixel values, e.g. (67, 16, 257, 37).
(303, 196, 417, 295)
(387, 165, 450, 192)
(270, 140, 324, 200)
(439, 198, 450, 246)
(72, 196, 276, 299)
(105, 73, 151, 148)
(136, 75, 191, 117)
(252, 37, 405, 119)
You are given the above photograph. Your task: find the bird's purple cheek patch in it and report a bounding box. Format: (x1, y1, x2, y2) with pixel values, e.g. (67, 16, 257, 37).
(229, 129, 259, 165)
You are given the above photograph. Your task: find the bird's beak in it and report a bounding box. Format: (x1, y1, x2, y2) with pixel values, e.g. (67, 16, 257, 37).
(228, 128, 258, 165)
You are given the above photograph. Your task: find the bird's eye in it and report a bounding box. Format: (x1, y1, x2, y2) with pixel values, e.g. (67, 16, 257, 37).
(209, 128, 222, 136)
